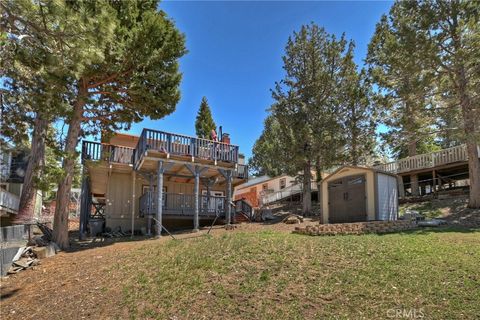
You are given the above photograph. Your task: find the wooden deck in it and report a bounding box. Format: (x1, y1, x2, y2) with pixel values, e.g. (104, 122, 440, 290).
(81, 129, 247, 180)
(374, 144, 478, 175)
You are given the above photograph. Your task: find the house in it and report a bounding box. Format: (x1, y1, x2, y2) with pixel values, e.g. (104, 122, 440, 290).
(79, 129, 249, 237)
(0, 147, 42, 225)
(320, 166, 399, 224)
(234, 172, 321, 207)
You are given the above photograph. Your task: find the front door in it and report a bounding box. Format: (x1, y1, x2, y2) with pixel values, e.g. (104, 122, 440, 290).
(328, 175, 367, 223)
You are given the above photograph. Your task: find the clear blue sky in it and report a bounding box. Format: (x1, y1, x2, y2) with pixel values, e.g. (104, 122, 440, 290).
(123, 1, 393, 160)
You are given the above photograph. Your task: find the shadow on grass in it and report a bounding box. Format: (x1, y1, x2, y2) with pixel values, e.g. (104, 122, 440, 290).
(379, 225, 480, 237)
(65, 223, 232, 253)
(0, 288, 20, 301)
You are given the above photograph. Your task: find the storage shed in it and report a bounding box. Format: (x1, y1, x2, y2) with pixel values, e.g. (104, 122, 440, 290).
(321, 166, 399, 224)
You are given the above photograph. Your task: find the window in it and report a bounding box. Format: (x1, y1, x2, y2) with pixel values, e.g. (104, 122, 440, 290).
(279, 178, 286, 190)
(262, 183, 268, 191)
(328, 179, 343, 189)
(348, 177, 364, 185)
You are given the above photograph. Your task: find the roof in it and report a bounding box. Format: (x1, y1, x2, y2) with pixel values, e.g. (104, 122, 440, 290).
(235, 175, 272, 190)
(320, 165, 398, 184)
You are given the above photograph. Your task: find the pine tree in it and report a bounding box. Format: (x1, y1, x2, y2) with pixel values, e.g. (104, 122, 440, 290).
(338, 43, 376, 166)
(418, 0, 480, 208)
(1, 0, 71, 222)
(253, 23, 353, 215)
(366, 2, 437, 195)
(2, 0, 186, 247)
(195, 97, 216, 139)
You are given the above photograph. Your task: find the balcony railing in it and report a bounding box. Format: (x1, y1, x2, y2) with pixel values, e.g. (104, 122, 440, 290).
(82, 141, 134, 165)
(134, 129, 239, 166)
(0, 189, 20, 213)
(139, 192, 226, 217)
(234, 164, 248, 180)
(374, 144, 475, 174)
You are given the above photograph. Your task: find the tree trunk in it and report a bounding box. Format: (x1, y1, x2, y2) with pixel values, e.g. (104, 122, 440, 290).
(53, 81, 86, 249)
(465, 142, 480, 208)
(14, 115, 48, 223)
(457, 67, 480, 208)
(302, 162, 312, 216)
(408, 136, 419, 197)
(315, 156, 323, 221)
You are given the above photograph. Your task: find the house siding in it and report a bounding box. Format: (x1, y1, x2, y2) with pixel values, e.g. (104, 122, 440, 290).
(104, 171, 228, 231)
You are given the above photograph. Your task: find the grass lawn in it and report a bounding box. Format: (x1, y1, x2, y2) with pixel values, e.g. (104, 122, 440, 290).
(116, 229, 480, 319)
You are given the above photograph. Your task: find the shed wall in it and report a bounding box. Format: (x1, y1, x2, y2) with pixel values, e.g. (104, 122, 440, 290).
(376, 173, 398, 220)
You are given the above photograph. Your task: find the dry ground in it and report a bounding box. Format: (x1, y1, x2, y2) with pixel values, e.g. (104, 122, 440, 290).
(1, 204, 479, 319)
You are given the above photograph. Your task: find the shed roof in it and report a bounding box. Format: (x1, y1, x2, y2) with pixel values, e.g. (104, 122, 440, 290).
(320, 165, 398, 184)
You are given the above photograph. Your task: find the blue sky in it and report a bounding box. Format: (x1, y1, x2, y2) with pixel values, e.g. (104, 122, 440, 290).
(123, 1, 393, 159)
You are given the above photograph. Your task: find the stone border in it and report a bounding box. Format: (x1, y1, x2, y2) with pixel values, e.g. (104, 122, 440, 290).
(293, 220, 417, 236)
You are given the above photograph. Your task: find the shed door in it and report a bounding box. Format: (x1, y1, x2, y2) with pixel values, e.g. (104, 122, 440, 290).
(328, 175, 367, 223)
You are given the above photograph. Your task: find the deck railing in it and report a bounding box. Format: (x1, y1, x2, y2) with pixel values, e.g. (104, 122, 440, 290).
(234, 164, 248, 180)
(0, 189, 20, 213)
(374, 144, 472, 174)
(134, 128, 239, 166)
(139, 192, 226, 217)
(261, 182, 318, 206)
(234, 199, 254, 220)
(82, 141, 134, 165)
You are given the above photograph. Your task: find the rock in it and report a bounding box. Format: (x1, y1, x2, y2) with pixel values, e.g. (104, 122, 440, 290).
(33, 247, 47, 259)
(284, 216, 300, 224)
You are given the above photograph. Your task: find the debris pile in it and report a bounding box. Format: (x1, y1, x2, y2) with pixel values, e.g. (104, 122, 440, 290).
(283, 214, 304, 224)
(5, 222, 59, 276)
(8, 247, 40, 274)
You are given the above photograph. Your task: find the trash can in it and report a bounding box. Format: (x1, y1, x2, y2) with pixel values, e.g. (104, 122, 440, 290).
(89, 218, 105, 237)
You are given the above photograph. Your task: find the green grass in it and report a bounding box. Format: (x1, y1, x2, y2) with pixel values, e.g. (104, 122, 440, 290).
(399, 201, 444, 218)
(116, 229, 480, 319)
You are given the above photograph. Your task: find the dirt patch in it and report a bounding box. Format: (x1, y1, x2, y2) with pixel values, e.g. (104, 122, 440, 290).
(0, 220, 314, 320)
(400, 196, 480, 228)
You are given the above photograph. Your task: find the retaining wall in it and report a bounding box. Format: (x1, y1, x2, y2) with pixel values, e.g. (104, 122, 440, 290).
(293, 220, 417, 236)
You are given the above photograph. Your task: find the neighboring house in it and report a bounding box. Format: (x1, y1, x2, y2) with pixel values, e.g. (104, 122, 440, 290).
(0, 147, 42, 225)
(234, 172, 321, 207)
(80, 129, 249, 236)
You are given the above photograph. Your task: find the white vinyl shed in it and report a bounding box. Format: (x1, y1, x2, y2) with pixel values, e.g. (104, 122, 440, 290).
(321, 166, 399, 224)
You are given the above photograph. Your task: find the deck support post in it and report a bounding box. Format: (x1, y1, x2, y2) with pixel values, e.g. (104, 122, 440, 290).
(147, 174, 154, 236)
(185, 164, 208, 232)
(156, 161, 164, 238)
(410, 174, 419, 196)
(194, 170, 200, 232)
(219, 169, 234, 227)
(131, 170, 136, 237)
(79, 170, 90, 241)
(397, 176, 405, 199)
(432, 170, 437, 197)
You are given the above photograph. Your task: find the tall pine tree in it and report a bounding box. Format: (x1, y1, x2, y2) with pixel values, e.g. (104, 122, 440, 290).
(418, 0, 480, 207)
(366, 2, 437, 195)
(2, 0, 186, 248)
(195, 97, 216, 139)
(338, 43, 376, 166)
(253, 23, 353, 215)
